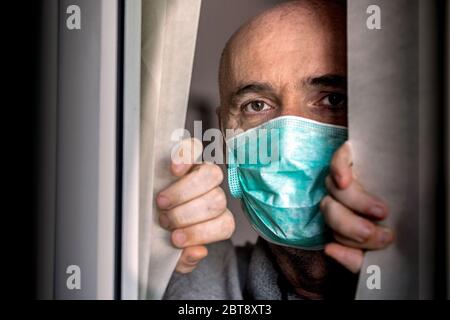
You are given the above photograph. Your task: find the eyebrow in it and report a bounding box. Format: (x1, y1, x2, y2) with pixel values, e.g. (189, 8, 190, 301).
(230, 82, 276, 104)
(229, 74, 347, 103)
(303, 74, 347, 89)
(233, 82, 275, 97)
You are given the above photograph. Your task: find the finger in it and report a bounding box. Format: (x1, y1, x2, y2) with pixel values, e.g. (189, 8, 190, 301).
(321, 196, 394, 249)
(175, 264, 197, 274)
(325, 176, 389, 220)
(160, 187, 227, 230)
(157, 163, 224, 210)
(333, 227, 394, 250)
(324, 243, 364, 274)
(321, 195, 376, 243)
(175, 246, 208, 274)
(171, 209, 235, 248)
(329, 141, 353, 189)
(170, 138, 204, 177)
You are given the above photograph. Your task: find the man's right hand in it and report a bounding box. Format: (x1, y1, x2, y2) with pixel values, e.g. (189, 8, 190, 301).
(156, 138, 236, 274)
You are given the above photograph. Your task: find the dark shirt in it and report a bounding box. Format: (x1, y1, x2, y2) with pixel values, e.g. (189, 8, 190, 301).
(163, 238, 305, 300)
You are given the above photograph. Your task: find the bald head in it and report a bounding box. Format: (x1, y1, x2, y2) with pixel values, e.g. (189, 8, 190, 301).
(218, 0, 347, 130)
(219, 0, 346, 92)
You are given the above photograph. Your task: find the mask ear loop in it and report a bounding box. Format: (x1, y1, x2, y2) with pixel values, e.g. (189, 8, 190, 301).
(227, 165, 243, 199)
(226, 137, 243, 199)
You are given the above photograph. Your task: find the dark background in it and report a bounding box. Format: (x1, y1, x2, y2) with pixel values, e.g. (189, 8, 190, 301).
(3, 2, 40, 299)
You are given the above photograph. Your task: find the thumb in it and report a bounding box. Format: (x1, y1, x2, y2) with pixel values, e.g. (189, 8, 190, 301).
(330, 141, 354, 190)
(170, 137, 204, 177)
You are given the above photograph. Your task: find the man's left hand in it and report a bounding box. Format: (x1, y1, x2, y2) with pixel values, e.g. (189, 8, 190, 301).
(320, 141, 394, 273)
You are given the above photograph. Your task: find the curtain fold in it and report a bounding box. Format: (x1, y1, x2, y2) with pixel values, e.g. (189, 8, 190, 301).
(139, 0, 202, 300)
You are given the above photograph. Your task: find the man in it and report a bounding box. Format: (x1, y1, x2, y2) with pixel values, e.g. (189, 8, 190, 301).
(158, 0, 394, 299)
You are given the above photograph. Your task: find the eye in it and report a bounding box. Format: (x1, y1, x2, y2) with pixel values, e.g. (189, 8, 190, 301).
(242, 100, 273, 114)
(318, 93, 347, 108)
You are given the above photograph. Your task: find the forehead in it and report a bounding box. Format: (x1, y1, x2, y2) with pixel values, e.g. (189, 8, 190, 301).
(225, 8, 346, 89)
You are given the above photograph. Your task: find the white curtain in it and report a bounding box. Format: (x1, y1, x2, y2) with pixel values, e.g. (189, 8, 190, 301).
(139, 0, 202, 300)
(348, 0, 421, 299)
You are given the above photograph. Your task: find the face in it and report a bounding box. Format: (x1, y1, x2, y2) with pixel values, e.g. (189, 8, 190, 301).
(219, 4, 347, 133)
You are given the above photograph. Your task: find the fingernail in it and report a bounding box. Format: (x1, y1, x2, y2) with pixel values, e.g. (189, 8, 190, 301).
(357, 224, 373, 242)
(379, 228, 393, 244)
(370, 205, 385, 219)
(173, 230, 187, 247)
(159, 214, 170, 229)
(157, 195, 170, 209)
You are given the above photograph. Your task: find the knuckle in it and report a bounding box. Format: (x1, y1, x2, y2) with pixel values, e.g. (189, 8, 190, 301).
(221, 211, 236, 239)
(205, 163, 224, 185)
(166, 208, 185, 227)
(211, 187, 227, 212)
(359, 222, 375, 242)
(363, 231, 380, 247)
(188, 225, 207, 243)
(320, 195, 334, 213)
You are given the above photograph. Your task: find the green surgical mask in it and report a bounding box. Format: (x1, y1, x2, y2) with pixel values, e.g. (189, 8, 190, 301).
(226, 116, 348, 250)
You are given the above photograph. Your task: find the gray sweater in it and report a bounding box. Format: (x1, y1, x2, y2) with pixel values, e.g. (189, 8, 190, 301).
(163, 239, 303, 300)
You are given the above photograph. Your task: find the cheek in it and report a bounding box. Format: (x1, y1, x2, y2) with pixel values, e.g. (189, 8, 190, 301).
(221, 108, 241, 131)
(240, 113, 279, 130)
